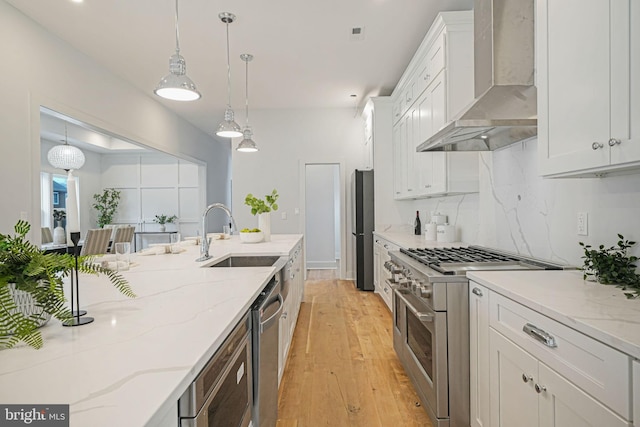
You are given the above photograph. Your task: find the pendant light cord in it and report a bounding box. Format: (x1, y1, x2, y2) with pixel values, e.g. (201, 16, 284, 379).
(245, 58, 249, 126)
(226, 22, 232, 108)
(174, 0, 181, 54)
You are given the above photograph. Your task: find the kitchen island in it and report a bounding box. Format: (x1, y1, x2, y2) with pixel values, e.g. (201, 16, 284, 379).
(0, 234, 303, 427)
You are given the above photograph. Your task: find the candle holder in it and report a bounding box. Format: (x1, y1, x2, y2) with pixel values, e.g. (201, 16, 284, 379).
(63, 231, 94, 327)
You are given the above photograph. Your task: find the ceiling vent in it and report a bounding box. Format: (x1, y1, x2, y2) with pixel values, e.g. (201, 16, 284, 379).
(350, 27, 365, 41)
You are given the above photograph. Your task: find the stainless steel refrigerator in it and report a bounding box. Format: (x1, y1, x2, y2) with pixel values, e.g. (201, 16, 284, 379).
(351, 169, 374, 291)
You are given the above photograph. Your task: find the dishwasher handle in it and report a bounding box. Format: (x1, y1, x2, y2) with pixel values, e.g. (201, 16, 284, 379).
(260, 294, 283, 333)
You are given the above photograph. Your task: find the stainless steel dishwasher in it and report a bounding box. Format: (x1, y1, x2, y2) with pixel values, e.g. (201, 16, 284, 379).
(178, 313, 252, 427)
(252, 273, 283, 427)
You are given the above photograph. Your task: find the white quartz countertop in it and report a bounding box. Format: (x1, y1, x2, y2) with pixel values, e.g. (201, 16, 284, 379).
(373, 231, 466, 249)
(0, 234, 302, 427)
(468, 270, 640, 360)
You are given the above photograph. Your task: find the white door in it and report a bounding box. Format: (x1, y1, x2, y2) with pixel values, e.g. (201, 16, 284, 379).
(304, 164, 341, 270)
(470, 283, 490, 427)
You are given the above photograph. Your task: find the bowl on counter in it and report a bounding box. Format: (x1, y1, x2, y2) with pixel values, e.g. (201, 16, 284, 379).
(239, 231, 264, 243)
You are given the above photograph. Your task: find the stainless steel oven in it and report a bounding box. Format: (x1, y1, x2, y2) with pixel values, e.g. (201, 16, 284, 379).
(178, 313, 252, 427)
(386, 245, 570, 427)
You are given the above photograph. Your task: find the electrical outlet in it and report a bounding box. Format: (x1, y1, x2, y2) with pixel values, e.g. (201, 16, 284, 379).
(577, 212, 588, 236)
(281, 212, 287, 220)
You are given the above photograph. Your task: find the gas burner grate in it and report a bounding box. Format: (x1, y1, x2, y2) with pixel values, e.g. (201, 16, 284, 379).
(401, 247, 521, 265)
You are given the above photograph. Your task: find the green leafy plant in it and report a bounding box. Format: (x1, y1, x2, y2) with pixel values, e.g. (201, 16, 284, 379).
(579, 234, 640, 299)
(153, 214, 178, 225)
(92, 188, 121, 228)
(0, 220, 135, 349)
(52, 209, 66, 222)
(244, 189, 279, 215)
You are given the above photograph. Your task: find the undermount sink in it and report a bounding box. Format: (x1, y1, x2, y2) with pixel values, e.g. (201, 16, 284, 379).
(208, 255, 280, 268)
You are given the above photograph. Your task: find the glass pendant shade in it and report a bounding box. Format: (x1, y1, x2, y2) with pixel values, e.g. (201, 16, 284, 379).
(154, 0, 200, 102)
(236, 127, 258, 152)
(217, 108, 242, 138)
(47, 143, 85, 171)
(155, 53, 201, 101)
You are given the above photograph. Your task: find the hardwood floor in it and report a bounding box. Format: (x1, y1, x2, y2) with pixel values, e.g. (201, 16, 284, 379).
(277, 270, 432, 427)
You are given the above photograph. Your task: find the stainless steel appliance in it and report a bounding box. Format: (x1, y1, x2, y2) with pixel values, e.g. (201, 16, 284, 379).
(178, 313, 252, 427)
(252, 274, 283, 427)
(351, 169, 374, 291)
(385, 245, 570, 427)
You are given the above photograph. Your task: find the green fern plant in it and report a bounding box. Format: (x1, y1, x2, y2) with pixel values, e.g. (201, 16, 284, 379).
(0, 220, 136, 349)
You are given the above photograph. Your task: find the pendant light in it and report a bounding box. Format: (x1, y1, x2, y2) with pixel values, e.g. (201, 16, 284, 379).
(236, 54, 258, 152)
(216, 12, 242, 138)
(47, 126, 85, 171)
(154, 0, 201, 101)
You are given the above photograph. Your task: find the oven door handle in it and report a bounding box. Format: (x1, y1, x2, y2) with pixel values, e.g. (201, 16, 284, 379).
(393, 288, 434, 322)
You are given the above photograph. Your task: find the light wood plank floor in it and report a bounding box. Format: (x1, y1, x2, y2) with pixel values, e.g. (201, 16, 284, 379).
(277, 270, 432, 427)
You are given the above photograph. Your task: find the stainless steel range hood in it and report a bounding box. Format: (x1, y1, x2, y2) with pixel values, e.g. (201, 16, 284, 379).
(417, 0, 537, 152)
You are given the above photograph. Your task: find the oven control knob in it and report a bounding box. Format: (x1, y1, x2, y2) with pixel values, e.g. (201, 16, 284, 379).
(419, 286, 432, 299)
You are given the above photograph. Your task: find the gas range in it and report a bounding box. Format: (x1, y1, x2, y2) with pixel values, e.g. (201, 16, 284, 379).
(400, 245, 568, 276)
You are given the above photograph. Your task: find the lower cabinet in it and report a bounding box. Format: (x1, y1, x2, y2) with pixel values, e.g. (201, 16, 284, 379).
(373, 236, 398, 310)
(470, 280, 633, 427)
(278, 241, 304, 385)
(490, 329, 629, 427)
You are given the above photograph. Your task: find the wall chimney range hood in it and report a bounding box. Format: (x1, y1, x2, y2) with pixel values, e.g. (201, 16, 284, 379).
(417, 0, 537, 152)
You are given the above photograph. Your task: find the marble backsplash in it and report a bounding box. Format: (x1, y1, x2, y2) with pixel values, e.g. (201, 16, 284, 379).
(410, 138, 640, 267)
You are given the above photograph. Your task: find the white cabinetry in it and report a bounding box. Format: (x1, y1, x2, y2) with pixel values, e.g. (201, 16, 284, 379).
(469, 283, 489, 427)
(391, 11, 479, 199)
(470, 281, 634, 427)
(279, 240, 304, 385)
(538, 0, 640, 178)
(373, 236, 398, 310)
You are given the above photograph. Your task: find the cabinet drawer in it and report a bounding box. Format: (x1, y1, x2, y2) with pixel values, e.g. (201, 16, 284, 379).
(489, 292, 631, 418)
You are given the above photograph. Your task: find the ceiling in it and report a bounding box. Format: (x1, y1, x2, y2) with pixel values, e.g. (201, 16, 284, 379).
(8, 0, 473, 140)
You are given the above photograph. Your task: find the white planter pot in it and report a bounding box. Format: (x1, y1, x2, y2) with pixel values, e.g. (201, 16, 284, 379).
(258, 213, 271, 242)
(5, 283, 52, 334)
(53, 225, 66, 244)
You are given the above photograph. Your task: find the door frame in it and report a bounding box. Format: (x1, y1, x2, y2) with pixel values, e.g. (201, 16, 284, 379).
(299, 160, 347, 280)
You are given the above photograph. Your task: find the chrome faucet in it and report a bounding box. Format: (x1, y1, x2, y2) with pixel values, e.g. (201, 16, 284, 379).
(196, 203, 238, 262)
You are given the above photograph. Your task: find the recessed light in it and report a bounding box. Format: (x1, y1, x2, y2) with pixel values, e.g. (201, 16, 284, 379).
(71, 0, 84, 3)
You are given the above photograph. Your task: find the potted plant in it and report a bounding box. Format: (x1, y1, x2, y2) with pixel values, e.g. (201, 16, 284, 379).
(153, 214, 177, 232)
(579, 234, 640, 298)
(52, 209, 66, 244)
(0, 220, 135, 349)
(244, 189, 279, 242)
(92, 188, 121, 228)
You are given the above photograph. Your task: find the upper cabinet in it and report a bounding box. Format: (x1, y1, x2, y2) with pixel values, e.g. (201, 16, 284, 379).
(391, 11, 479, 199)
(538, 0, 640, 178)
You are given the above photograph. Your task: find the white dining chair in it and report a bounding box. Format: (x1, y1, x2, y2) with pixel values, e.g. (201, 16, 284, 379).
(110, 226, 135, 253)
(80, 228, 112, 256)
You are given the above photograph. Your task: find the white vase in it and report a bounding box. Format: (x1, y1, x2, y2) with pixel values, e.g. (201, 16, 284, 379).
(258, 213, 271, 242)
(159, 224, 166, 232)
(53, 223, 66, 244)
(7, 283, 52, 333)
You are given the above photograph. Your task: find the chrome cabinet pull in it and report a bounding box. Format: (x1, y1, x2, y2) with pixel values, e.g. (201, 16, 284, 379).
(523, 323, 557, 348)
(592, 142, 604, 150)
(472, 287, 483, 297)
(608, 138, 621, 146)
(522, 373, 533, 383)
(535, 383, 547, 394)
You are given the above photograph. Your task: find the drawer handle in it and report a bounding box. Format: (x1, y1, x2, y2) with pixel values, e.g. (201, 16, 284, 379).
(472, 287, 483, 297)
(523, 323, 557, 348)
(522, 373, 533, 383)
(591, 142, 604, 150)
(608, 138, 621, 147)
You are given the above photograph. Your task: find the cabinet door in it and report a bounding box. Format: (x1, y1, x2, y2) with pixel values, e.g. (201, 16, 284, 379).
(538, 0, 632, 176)
(392, 122, 405, 199)
(470, 283, 490, 427)
(430, 73, 446, 135)
(490, 329, 538, 427)
(373, 240, 381, 290)
(405, 109, 417, 195)
(538, 362, 630, 427)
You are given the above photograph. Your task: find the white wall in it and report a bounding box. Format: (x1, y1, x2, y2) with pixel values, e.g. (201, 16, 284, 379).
(407, 139, 640, 266)
(0, 1, 230, 238)
(231, 108, 366, 278)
